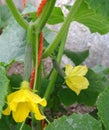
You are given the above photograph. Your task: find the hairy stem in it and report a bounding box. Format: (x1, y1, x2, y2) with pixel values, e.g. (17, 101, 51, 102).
(33, 0, 56, 31)
(23, 43, 32, 81)
(19, 122, 25, 130)
(44, 28, 69, 100)
(5, 0, 29, 30)
(23, 25, 33, 81)
(43, 0, 83, 58)
(33, 32, 39, 90)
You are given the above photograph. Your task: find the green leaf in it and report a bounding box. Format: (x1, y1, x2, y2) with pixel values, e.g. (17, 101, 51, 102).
(97, 86, 109, 130)
(45, 114, 102, 130)
(78, 69, 108, 106)
(40, 78, 49, 97)
(0, 115, 17, 130)
(43, 27, 57, 45)
(22, 124, 31, 130)
(92, 65, 109, 90)
(84, 0, 109, 17)
(0, 67, 9, 119)
(58, 88, 77, 106)
(92, 65, 109, 74)
(55, 74, 65, 86)
(8, 74, 23, 92)
(64, 49, 89, 65)
(0, 115, 31, 130)
(22, 3, 36, 14)
(22, 6, 64, 24)
(65, 2, 109, 34)
(22, 3, 37, 22)
(0, 20, 26, 63)
(0, 5, 13, 28)
(47, 7, 64, 24)
(16, 123, 31, 130)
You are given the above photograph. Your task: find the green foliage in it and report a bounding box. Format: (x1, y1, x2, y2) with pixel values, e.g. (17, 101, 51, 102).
(0, 5, 13, 28)
(0, 115, 31, 130)
(8, 74, 23, 91)
(45, 113, 102, 130)
(22, 3, 37, 22)
(40, 78, 49, 97)
(92, 65, 109, 75)
(65, 1, 109, 34)
(97, 86, 109, 130)
(0, 66, 9, 119)
(79, 69, 108, 105)
(0, 115, 17, 130)
(92, 65, 109, 87)
(21, 124, 31, 130)
(64, 49, 89, 65)
(84, 0, 109, 17)
(22, 4, 64, 24)
(16, 123, 31, 130)
(58, 88, 77, 106)
(22, 3, 36, 15)
(47, 7, 64, 24)
(0, 20, 26, 63)
(43, 27, 57, 46)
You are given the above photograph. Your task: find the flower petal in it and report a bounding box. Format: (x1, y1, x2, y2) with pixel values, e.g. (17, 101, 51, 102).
(29, 103, 45, 120)
(2, 106, 11, 115)
(34, 105, 45, 120)
(65, 76, 89, 95)
(7, 89, 27, 111)
(65, 64, 73, 76)
(27, 90, 47, 106)
(10, 102, 18, 111)
(8, 89, 27, 103)
(39, 98, 47, 106)
(70, 65, 88, 76)
(3, 80, 47, 122)
(12, 102, 30, 122)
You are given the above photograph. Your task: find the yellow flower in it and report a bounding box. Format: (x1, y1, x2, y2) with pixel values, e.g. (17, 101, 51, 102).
(3, 81, 47, 122)
(65, 64, 89, 95)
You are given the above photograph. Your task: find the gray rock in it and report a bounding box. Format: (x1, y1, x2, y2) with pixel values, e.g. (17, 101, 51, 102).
(66, 22, 109, 67)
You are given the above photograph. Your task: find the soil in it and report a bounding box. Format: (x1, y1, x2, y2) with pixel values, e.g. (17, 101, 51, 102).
(7, 62, 24, 76)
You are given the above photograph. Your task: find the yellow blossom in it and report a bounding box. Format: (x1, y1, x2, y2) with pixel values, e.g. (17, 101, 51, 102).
(65, 64, 89, 95)
(3, 81, 47, 122)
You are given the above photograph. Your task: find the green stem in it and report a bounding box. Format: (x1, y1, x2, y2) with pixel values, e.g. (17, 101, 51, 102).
(23, 43, 32, 81)
(44, 28, 69, 100)
(19, 122, 25, 130)
(33, 32, 39, 90)
(36, 121, 42, 130)
(44, 69, 57, 100)
(23, 25, 33, 80)
(33, 0, 56, 31)
(31, 113, 37, 130)
(57, 30, 69, 63)
(5, 0, 29, 30)
(37, 62, 43, 93)
(43, 0, 83, 58)
(32, 119, 41, 130)
(53, 59, 65, 77)
(31, 26, 37, 66)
